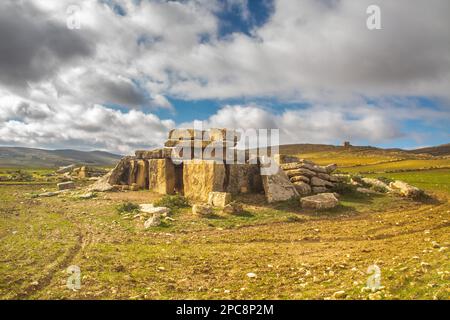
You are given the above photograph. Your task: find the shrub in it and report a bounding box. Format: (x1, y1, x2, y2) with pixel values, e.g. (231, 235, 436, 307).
(116, 201, 139, 214)
(154, 194, 190, 210)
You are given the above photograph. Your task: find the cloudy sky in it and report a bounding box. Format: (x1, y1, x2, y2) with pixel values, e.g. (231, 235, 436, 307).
(0, 0, 449, 154)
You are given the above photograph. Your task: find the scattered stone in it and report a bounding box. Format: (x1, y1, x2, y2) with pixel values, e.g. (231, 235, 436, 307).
(38, 191, 64, 197)
(208, 192, 232, 207)
(438, 247, 447, 252)
(300, 193, 339, 210)
(389, 180, 423, 198)
(192, 204, 213, 216)
(139, 204, 170, 216)
(56, 164, 77, 174)
(246, 272, 257, 278)
(144, 214, 161, 228)
(431, 241, 440, 249)
(57, 181, 75, 190)
(332, 290, 346, 299)
(78, 192, 95, 199)
(361, 178, 390, 191)
(87, 171, 115, 192)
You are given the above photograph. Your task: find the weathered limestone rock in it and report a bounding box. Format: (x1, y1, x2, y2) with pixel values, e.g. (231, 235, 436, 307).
(183, 160, 226, 201)
(292, 181, 312, 195)
(208, 192, 232, 207)
(361, 178, 390, 192)
(77, 166, 88, 179)
(222, 201, 244, 214)
(87, 171, 114, 192)
(311, 176, 334, 187)
(317, 172, 332, 181)
(38, 191, 65, 197)
(301, 193, 339, 210)
(204, 128, 240, 145)
(285, 168, 317, 178)
(312, 165, 327, 174)
(135, 149, 171, 159)
(169, 128, 203, 140)
(261, 166, 299, 203)
(312, 186, 328, 193)
(329, 176, 340, 183)
(164, 139, 212, 148)
(389, 180, 423, 198)
(135, 160, 149, 189)
(298, 162, 317, 172)
(56, 164, 77, 174)
(290, 175, 310, 183)
(144, 214, 161, 228)
(57, 181, 75, 190)
(192, 204, 213, 216)
(139, 204, 170, 216)
(148, 159, 176, 195)
(108, 157, 134, 185)
(127, 160, 138, 186)
(325, 164, 338, 173)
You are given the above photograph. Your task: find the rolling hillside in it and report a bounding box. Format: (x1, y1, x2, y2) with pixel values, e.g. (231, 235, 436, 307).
(0, 147, 122, 168)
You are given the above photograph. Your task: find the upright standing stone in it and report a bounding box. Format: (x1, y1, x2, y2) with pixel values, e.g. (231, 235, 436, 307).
(127, 160, 138, 186)
(183, 160, 226, 201)
(148, 159, 176, 195)
(135, 160, 149, 189)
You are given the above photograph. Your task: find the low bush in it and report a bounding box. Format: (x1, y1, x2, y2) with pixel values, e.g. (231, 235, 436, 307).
(116, 201, 140, 214)
(154, 194, 190, 210)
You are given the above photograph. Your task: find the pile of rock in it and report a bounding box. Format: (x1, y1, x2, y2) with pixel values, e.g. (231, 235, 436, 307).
(351, 176, 425, 199)
(279, 159, 338, 195)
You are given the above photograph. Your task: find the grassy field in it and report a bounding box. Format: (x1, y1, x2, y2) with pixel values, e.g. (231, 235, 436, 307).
(0, 157, 449, 300)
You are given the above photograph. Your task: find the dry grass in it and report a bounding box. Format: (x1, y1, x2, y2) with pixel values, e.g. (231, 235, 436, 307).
(0, 169, 449, 300)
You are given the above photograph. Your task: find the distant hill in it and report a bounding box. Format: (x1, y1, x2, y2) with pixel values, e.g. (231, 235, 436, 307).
(278, 143, 450, 157)
(407, 143, 450, 156)
(0, 147, 122, 168)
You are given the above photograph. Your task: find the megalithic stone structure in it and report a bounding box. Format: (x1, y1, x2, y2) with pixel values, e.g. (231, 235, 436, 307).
(105, 128, 339, 203)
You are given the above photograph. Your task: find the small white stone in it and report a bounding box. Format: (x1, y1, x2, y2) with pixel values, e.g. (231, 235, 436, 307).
(246, 272, 257, 278)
